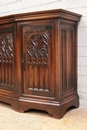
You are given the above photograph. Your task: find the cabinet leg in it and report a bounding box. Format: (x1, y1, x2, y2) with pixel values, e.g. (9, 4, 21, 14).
(47, 98, 79, 119)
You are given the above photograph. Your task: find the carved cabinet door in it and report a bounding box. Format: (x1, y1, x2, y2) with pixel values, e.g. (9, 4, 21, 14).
(21, 20, 56, 99)
(0, 24, 18, 94)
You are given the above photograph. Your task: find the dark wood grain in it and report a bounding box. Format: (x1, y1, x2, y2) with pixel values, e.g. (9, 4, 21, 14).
(0, 9, 82, 119)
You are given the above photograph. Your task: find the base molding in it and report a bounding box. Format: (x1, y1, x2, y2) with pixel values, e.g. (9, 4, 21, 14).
(0, 95, 79, 119)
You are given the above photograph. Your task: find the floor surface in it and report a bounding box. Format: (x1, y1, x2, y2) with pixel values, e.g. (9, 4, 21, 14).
(0, 102, 87, 130)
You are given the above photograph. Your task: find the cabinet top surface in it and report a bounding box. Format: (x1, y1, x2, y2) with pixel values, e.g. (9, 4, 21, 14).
(0, 9, 82, 25)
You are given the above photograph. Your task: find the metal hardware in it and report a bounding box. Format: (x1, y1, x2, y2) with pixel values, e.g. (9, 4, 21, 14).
(22, 52, 26, 71)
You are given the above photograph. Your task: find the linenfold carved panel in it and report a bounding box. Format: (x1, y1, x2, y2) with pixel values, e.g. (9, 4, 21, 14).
(26, 32, 50, 65)
(0, 28, 16, 91)
(23, 26, 52, 94)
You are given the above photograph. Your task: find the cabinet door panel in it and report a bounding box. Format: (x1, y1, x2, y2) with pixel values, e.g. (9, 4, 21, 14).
(21, 20, 55, 98)
(0, 26, 17, 92)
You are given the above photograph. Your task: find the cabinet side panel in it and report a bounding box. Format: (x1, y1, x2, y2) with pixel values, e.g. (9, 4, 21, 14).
(59, 20, 77, 98)
(62, 30, 73, 91)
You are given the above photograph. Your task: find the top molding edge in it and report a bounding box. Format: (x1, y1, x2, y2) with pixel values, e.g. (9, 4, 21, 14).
(0, 9, 82, 25)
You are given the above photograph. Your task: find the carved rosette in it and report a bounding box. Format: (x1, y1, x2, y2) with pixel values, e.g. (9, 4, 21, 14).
(26, 32, 50, 65)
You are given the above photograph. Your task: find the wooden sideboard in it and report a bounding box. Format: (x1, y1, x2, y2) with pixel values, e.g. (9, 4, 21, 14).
(0, 9, 81, 119)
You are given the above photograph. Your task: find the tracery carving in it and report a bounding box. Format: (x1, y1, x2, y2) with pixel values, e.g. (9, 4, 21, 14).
(27, 32, 50, 65)
(0, 33, 13, 64)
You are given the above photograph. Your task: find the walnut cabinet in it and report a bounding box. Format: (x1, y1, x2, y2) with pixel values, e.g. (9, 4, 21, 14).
(0, 9, 81, 119)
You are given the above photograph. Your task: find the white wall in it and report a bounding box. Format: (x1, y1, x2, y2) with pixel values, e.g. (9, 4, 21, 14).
(0, 0, 87, 108)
